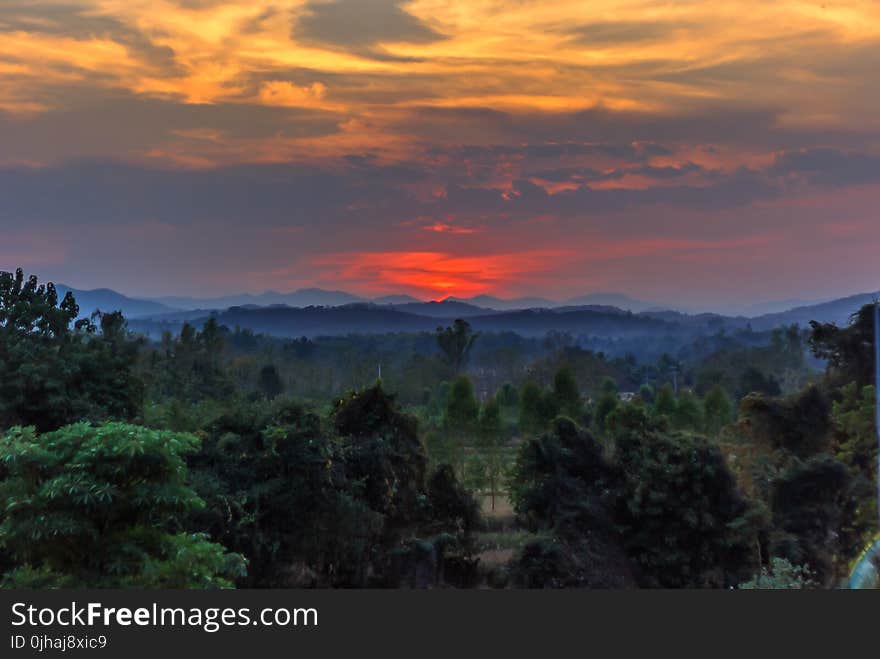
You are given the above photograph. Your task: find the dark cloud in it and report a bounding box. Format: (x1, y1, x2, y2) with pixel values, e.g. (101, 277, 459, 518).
(0, 87, 342, 162)
(401, 103, 875, 152)
(435, 141, 670, 161)
(0, 2, 179, 74)
(770, 148, 880, 187)
(566, 20, 690, 45)
(344, 154, 428, 183)
(295, 0, 443, 58)
(528, 166, 621, 183)
(440, 166, 776, 217)
(3, 145, 876, 254)
(398, 104, 784, 148)
(528, 162, 703, 184)
(0, 159, 425, 231)
(631, 163, 703, 179)
(0, 154, 775, 235)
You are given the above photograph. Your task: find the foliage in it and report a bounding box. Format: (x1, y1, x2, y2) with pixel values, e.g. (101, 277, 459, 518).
(0, 423, 244, 588)
(510, 417, 612, 533)
(552, 368, 583, 421)
(435, 319, 479, 373)
(809, 304, 874, 388)
(444, 376, 479, 476)
(0, 269, 143, 432)
(474, 396, 507, 511)
(703, 384, 734, 434)
(739, 557, 817, 589)
(258, 363, 284, 400)
(611, 409, 753, 587)
(671, 390, 703, 430)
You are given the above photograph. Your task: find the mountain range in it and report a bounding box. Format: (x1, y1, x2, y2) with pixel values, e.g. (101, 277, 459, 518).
(60, 285, 667, 317)
(56, 286, 176, 319)
(57, 283, 878, 339)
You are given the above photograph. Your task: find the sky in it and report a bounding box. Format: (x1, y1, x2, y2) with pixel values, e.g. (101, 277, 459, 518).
(1, 1, 879, 308)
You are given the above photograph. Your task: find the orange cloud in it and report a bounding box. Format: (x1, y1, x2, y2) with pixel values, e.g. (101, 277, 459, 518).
(423, 221, 479, 234)
(258, 80, 336, 109)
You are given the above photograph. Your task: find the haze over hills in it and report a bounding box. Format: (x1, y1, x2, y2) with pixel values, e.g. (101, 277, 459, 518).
(129, 303, 678, 341)
(372, 294, 424, 305)
(55, 280, 879, 339)
(747, 292, 880, 330)
(56, 285, 178, 319)
(387, 300, 499, 318)
(445, 294, 559, 310)
(562, 293, 664, 313)
(140, 289, 668, 313)
(149, 288, 364, 311)
(739, 297, 834, 317)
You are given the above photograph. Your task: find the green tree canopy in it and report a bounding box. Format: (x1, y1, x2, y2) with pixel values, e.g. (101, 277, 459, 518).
(553, 367, 583, 420)
(435, 319, 479, 373)
(0, 422, 244, 588)
(0, 269, 142, 432)
(703, 384, 734, 434)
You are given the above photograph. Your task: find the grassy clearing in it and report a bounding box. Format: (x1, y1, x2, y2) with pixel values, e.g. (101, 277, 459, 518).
(473, 493, 538, 578)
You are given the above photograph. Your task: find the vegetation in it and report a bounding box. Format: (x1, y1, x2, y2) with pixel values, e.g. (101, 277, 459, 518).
(1, 267, 877, 589)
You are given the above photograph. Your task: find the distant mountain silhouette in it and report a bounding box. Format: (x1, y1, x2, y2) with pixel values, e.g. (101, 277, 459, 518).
(144, 288, 675, 313)
(66, 282, 879, 336)
(57, 285, 177, 319)
(151, 288, 364, 310)
(749, 292, 879, 330)
(387, 300, 498, 318)
(372, 294, 424, 305)
(445, 294, 559, 310)
(740, 297, 832, 316)
(131, 303, 683, 339)
(563, 292, 669, 313)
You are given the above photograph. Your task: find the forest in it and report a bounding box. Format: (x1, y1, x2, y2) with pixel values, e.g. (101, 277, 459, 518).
(0, 267, 877, 589)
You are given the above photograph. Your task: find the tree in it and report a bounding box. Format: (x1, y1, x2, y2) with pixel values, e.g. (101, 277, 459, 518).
(509, 417, 634, 588)
(189, 399, 376, 587)
(477, 396, 505, 511)
(671, 390, 703, 430)
(652, 383, 677, 419)
(0, 422, 244, 588)
(519, 380, 558, 436)
(335, 383, 478, 586)
(519, 380, 543, 436)
(739, 557, 817, 589)
(511, 417, 612, 532)
(435, 319, 479, 373)
(444, 376, 479, 478)
(809, 304, 875, 388)
(737, 366, 781, 399)
(335, 383, 427, 527)
(593, 391, 618, 435)
(832, 384, 878, 534)
(593, 377, 619, 434)
(258, 364, 284, 400)
(553, 367, 583, 420)
(703, 384, 733, 434)
(612, 415, 753, 587)
(733, 383, 865, 583)
(769, 455, 855, 583)
(151, 319, 234, 402)
(0, 269, 142, 432)
(497, 382, 519, 408)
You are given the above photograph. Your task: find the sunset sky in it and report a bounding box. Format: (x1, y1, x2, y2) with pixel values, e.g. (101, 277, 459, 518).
(1, 1, 879, 308)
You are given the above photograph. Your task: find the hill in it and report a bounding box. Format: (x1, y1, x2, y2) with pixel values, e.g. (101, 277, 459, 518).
(57, 286, 178, 319)
(151, 288, 364, 310)
(749, 292, 879, 330)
